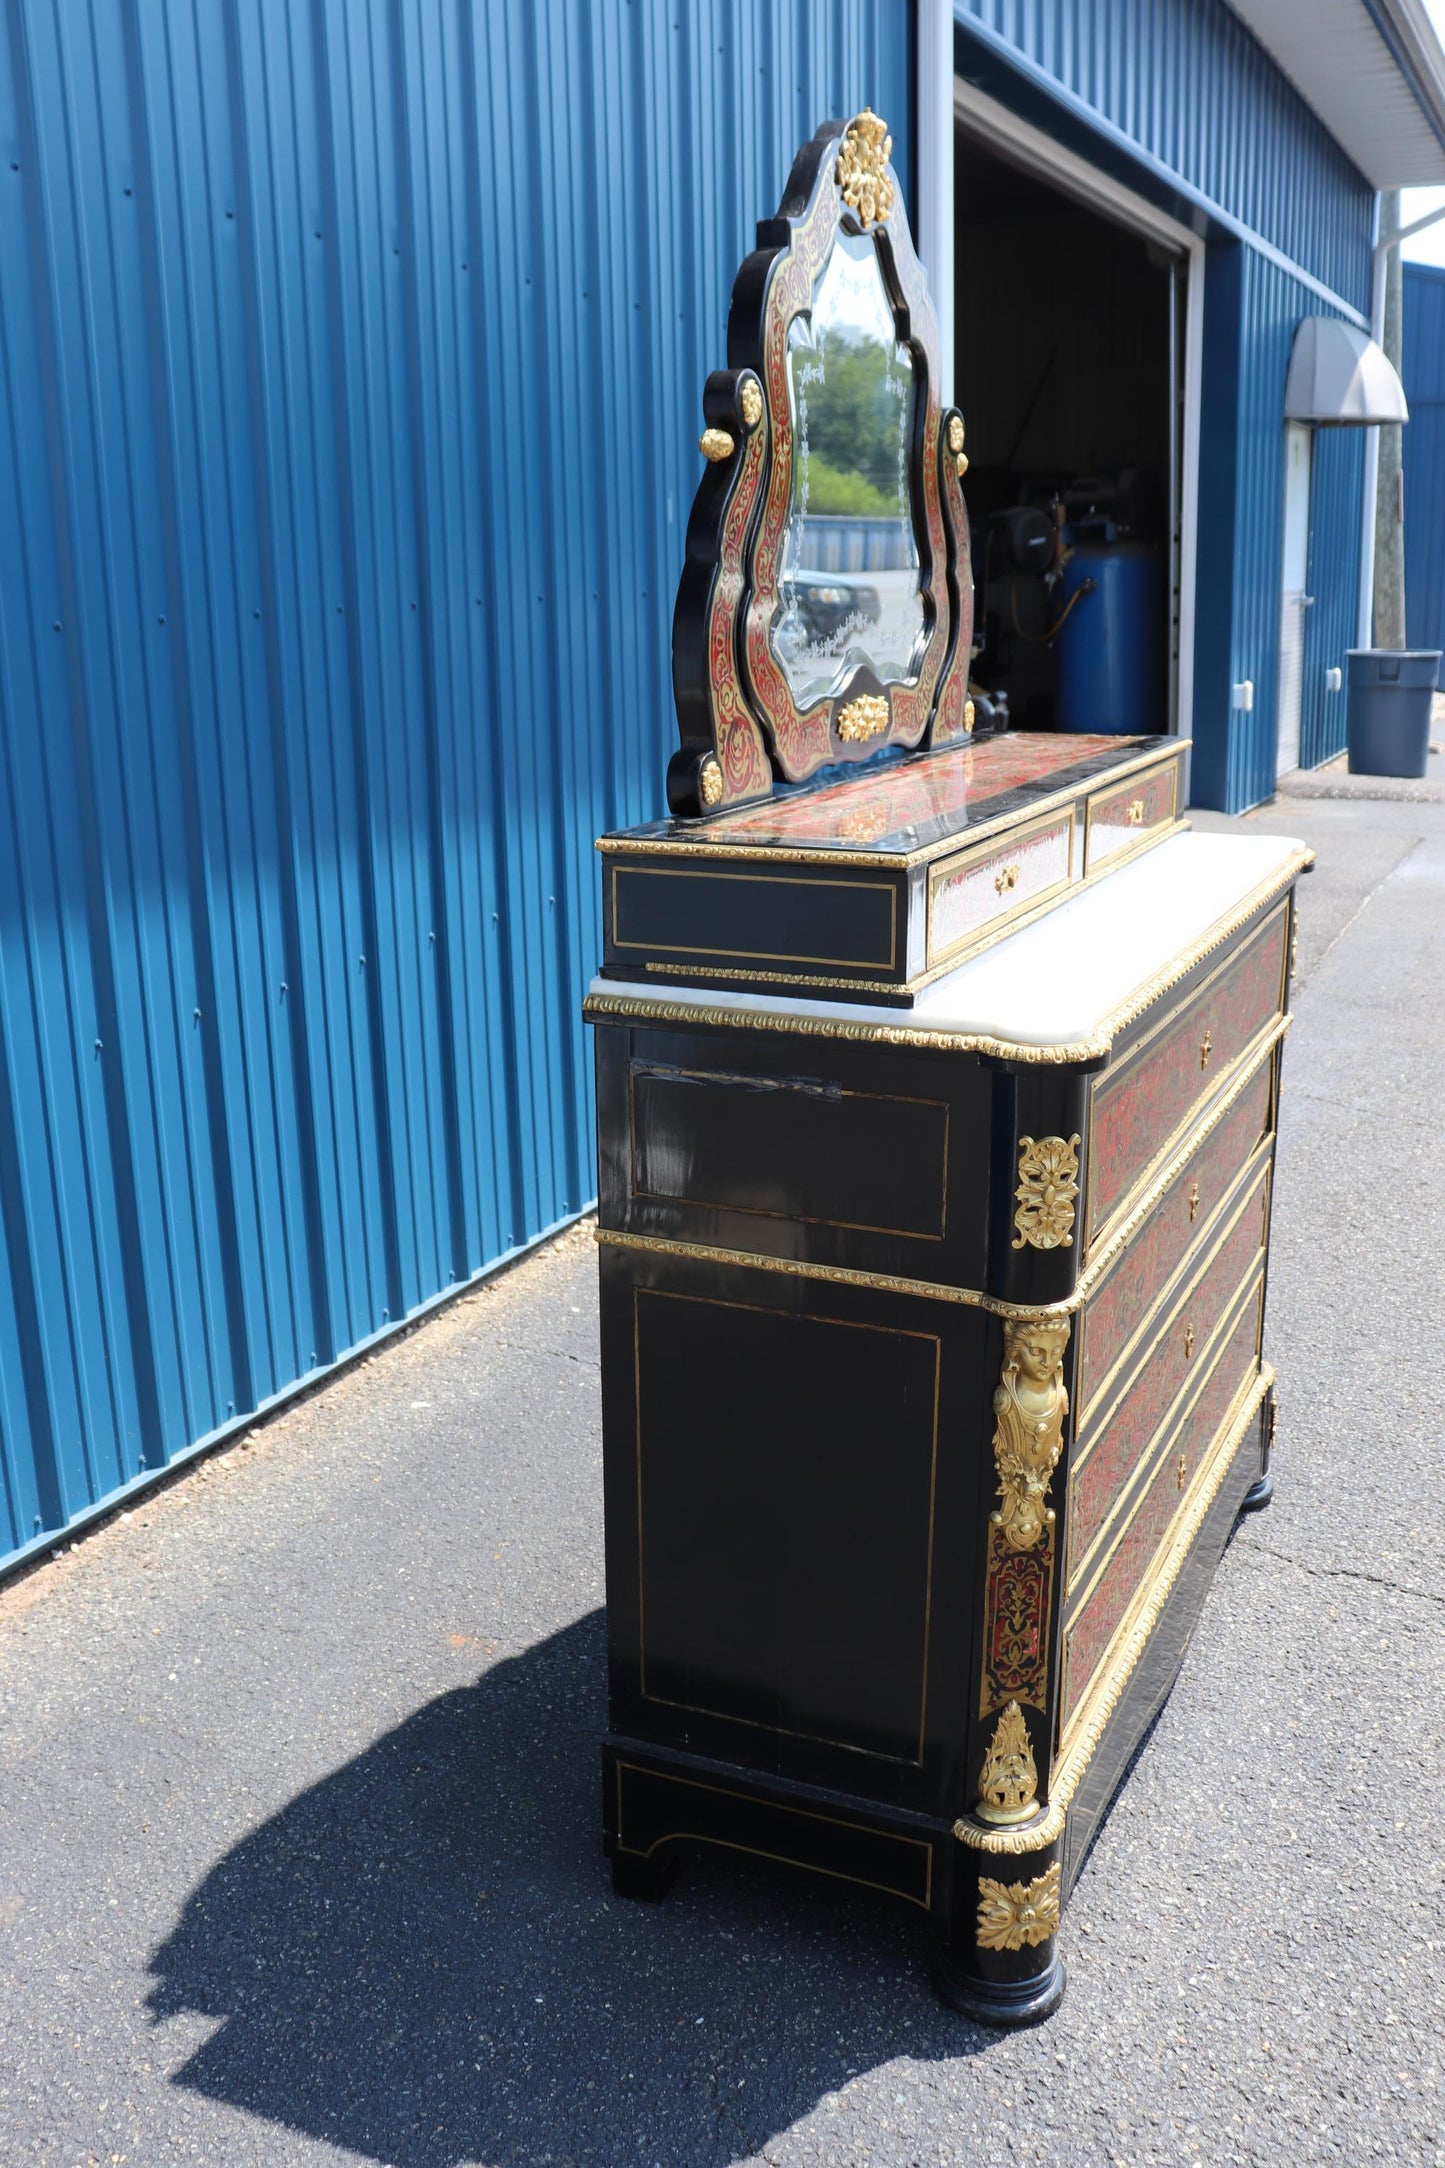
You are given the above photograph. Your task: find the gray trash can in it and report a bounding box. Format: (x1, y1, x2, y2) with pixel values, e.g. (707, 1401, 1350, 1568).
(1345, 648, 1440, 778)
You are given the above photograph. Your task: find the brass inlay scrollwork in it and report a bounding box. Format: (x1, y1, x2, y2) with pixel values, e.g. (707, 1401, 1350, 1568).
(836, 694, 889, 743)
(991, 1315, 1070, 1552)
(835, 109, 894, 227)
(976, 1862, 1061, 1951)
(699, 427, 735, 463)
(976, 1701, 1039, 1826)
(1012, 1134, 1081, 1251)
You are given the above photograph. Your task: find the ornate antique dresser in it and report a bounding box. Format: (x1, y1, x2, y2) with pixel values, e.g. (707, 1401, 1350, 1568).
(585, 114, 1309, 2024)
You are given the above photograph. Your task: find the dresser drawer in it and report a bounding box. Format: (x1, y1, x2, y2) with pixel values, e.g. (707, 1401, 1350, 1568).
(1084, 757, 1180, 873)
(1060, 1270, 1266, 1739)
(1076, 1051, 1275, 1425)
(1085, 905, 1288, 1244)
(926, 808, 1075, 970)
(1067, 1163, 1270, 1585)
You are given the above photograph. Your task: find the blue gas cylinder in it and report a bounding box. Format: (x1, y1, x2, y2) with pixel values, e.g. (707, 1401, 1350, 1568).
(1053, 537, 1163, 734)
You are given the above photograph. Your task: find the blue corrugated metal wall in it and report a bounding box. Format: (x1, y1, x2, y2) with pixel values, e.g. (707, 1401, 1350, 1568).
(1403, 261, 1445, 650)
(0, 0, 912, 1574)
(957, 0, 1373, 311)
(1193, 245, 1364, 806)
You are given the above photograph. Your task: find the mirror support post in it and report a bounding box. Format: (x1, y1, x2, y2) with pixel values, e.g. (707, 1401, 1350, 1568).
(916, 0, 955, 404)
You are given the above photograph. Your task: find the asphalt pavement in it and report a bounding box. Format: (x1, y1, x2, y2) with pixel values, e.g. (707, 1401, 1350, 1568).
(2, 778, 1442, 2168)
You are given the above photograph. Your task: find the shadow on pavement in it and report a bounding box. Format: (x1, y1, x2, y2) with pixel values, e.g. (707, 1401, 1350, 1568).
(146, 1613, 994, 2166)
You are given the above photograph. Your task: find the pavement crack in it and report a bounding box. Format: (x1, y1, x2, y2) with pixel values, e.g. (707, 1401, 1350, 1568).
(1234, 1534, 1445, 1608)
(1302, 833, 1428, 984)
(494, 1338, 600, 1370)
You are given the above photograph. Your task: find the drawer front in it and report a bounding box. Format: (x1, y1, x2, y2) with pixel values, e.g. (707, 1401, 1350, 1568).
(1087, 906, 1288, 1241)
(1084, 757, 1180, 873)
(926, 810, 1075, 970)
(1068, 1164, 1270, 1582)
(1076, 1054, 1275, 1423)
(1060, 1274, 1265, 1737)
(629, 1061, 950, 1241)
(608, 860, 902, 978)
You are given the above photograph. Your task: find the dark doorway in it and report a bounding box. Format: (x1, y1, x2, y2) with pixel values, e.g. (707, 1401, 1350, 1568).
(954, 127, 1182, 734)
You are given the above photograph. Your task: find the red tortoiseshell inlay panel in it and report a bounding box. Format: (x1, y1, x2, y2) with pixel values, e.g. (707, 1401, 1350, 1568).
(1060, 1282, 1264, 1733)
(1068, 1171, 1269, 1578)
(927, 814, 1073, 966)
(1085, 760, 1179, 872)
(710, 733, 1129, 848)
(1077, 1060, 1274, 1421)
(978, 1519, 1055, 1716)
(1088, 909, 1287, 1238)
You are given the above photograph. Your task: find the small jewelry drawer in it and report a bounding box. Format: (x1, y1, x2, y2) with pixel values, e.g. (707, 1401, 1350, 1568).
(1083, 757, 1181, 874)
(1067, 1162, 1271, 1584)
(1085, 903, 1288, 1245)
(926, 809, 1075, 970)
(1075, 1052, 1275, 1426)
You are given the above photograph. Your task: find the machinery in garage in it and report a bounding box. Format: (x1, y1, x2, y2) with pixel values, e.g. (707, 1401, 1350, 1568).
(955, 131, 1180, 737)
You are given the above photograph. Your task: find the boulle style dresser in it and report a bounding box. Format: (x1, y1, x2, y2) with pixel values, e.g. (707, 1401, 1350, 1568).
(584, 113, 1309, 2024)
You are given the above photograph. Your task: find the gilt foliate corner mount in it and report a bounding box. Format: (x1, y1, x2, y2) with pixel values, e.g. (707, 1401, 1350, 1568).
(668, 111, 974, 819)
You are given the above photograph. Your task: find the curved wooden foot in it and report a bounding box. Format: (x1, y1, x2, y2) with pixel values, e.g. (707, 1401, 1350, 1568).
(932, 1945, 1065, 2027)
(1239, 1472, 1274, 1513)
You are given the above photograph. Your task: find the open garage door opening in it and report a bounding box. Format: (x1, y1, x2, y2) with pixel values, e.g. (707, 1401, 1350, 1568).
(954, 116, 1190, 740)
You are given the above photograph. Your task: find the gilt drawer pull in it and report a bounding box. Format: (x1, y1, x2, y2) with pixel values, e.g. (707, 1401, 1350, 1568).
(1184, 1322, 1195, 1360)
(1177, 1453, 1188, 1491)
(1125, 798, 1145, 826)
(994, 862, 1020, 895)
(1187, 1181, 1200, 1224)
(1199, 1029, 1213, 1072)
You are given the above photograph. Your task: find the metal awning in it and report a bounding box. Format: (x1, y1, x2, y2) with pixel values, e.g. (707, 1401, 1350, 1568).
(1228, 0, 1445, 185)
(1284, 317, 1410, 424)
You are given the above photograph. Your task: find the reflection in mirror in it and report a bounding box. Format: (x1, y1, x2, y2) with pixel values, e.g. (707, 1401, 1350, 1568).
(773, 232, 925, 708)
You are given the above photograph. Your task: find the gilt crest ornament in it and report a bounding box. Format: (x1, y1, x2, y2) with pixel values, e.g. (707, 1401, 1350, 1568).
(835, 109, 895, 227)
(1011, 1134, 1081, 1251)
(976, 1862, 1062, 1951)
(991, 1315, 1070, 1553)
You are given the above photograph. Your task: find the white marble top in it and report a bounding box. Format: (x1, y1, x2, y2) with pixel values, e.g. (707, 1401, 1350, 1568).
(591, 830, 1308, 1049)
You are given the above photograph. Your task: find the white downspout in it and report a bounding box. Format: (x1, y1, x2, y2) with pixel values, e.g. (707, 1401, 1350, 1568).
(916, 0, 955, 403)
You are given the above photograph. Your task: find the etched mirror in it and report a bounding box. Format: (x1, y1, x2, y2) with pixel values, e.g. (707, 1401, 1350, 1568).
(669, 111, 973, 818)
(775, 234, 926, 706)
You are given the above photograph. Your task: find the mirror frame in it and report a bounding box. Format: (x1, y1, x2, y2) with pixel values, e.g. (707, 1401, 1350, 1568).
(669, 113, 973, 819)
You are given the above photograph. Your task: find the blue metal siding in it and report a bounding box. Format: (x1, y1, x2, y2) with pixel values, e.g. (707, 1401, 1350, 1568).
(956, 0, 1375, 313)
(1191, 243, 1365, 809)
(1403, 261, 1445, 651)
(0, 0, 912, 1574)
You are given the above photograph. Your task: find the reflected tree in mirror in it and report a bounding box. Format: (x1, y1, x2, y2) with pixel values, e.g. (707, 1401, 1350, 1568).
(774, 233, 925, 706)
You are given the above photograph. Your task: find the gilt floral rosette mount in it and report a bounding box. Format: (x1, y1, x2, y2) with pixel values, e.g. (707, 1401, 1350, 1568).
(668, 111, 973, 818)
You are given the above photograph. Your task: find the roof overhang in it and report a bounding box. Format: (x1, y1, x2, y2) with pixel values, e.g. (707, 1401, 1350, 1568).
(1228, 0, 1445, 185)
(1285, 317, 1410, 422)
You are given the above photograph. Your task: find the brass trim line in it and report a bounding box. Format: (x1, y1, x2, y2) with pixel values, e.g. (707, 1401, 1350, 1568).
(952, 1364, 1273, 1856)
(595, 1020, 1290, 1324)
(585, 849, 1314, 1064)
(610, 862, 899, 973)
(596, 742, 1187, 872)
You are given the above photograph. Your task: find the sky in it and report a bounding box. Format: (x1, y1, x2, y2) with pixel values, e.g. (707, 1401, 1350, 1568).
(1402, 0, 1445, 263)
